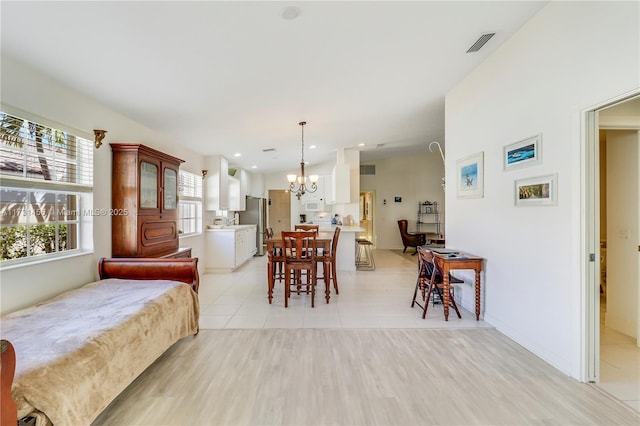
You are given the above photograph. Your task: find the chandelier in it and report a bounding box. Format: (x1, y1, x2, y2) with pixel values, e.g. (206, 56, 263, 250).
(287, 121, 318, 200)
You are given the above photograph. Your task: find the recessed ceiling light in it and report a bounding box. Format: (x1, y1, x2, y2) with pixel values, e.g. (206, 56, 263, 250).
(310, 145, 317, 149)
(251, 165, 257, 169)
(358, 143, 365, 147)
(282, 6, 301, 20)
(233, 153, 241, 157)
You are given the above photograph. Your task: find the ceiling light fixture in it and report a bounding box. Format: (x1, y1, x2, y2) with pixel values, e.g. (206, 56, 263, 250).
(287, 121, 318, 200)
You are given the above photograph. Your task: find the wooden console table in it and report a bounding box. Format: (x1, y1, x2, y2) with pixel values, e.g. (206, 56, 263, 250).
(432, 251, 484, 321)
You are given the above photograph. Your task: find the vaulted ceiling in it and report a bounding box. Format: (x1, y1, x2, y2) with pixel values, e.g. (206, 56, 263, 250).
(1, 1, 548, 173)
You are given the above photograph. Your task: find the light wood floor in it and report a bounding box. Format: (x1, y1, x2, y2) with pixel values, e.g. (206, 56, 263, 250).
(92, 250, 639, 425)
(93, 328, 639, 425)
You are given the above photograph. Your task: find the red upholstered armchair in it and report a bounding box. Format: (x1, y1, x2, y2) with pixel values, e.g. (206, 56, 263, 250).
(397, 220, 426, 255)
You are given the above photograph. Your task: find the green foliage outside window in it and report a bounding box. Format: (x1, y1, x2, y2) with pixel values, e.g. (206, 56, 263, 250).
(0, 224, 68, 260)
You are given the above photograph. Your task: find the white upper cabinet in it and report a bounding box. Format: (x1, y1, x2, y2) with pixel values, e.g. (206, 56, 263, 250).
(205, 155, 229, 211)
(228, 176, 242, 211)
(326, 164, 350, 204)
(239, 168, 250, 198)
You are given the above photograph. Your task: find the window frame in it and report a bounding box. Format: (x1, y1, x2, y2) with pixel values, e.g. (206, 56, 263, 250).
(0, 107, 94, 267)
(177, 170, 203, 238)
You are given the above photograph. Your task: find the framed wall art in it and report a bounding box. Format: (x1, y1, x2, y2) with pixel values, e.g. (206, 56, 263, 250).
(504, 133, 542, 171)
(457, 152, 484, 198)
(515, 173, 558, 206)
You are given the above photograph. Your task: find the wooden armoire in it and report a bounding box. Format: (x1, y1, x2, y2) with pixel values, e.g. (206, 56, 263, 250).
(111, 143, 190, 258)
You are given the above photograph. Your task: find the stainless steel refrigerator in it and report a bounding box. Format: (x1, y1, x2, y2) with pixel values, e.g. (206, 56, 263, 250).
(238, 196, 267, 256)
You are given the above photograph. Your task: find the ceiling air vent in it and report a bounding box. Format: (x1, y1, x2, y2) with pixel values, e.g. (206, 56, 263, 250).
(466, 33, 495, 53)
(360, 164, 376, 175)
(262, 148, 276, 152)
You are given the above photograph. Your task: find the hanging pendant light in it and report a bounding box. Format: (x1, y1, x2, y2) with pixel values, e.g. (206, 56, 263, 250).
(287, 121, 318, 200)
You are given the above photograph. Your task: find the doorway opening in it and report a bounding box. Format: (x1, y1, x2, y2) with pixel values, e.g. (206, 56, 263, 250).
(359, 191, 375, 245)
(585, 93, 639, 411)
(268, 189, 291, 238)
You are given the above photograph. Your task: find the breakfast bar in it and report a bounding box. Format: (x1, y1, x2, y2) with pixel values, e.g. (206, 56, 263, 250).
(328, 225, 366, 271)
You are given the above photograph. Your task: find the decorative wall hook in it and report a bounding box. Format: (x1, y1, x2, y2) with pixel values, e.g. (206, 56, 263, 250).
(93, 129, 107, 149)
(202, 170, 208, 179)
(428, 141, 445, 164)
(429, 141, 446, 191)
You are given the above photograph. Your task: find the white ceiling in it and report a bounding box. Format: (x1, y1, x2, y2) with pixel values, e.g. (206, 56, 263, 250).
(1, 1, 548, 174)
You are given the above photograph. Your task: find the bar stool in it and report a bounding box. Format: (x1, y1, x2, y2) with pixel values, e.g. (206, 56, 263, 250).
(355, 238, 375, 271)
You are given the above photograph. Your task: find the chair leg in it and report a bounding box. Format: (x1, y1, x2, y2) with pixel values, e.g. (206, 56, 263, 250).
(422, 282, 436, 319)
(449, 288, 462, 319)
(403, 246, 407, 253)
(324, 261, 331, 303)
(331, 259, 339, 294)
(284, 267, 290, 308)
(311, 267, 316, 308)
(411, 278, 420, 307)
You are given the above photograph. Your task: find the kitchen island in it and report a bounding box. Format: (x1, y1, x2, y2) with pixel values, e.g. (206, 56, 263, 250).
(317, 225, 366, 271)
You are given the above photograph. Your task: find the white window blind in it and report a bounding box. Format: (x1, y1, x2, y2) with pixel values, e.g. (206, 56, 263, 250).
(178, 170, 202, 236)
(1, 112, 93, 189)
(1, 111, 93, 264)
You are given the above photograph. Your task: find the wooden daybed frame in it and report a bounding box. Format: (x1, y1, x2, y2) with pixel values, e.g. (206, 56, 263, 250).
(0, 257, 200, 426)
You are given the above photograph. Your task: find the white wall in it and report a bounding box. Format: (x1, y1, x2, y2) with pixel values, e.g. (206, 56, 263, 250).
(445, 1, 639, 379)
(1, 56, 206, 314)
(605, 130, 639, 338)
(360, 151, 445, 249)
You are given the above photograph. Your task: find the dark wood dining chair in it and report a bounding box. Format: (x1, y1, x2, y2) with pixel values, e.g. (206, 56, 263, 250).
(316, 226, 340, 294)
(411, 246, 462, 319)
(265, 227, 274, 239)
(294, 224, 319, 232)
(266, 227, 284, 284)
(281, 231, 318, 308)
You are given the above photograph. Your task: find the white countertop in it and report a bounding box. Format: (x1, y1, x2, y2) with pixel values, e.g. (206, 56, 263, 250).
(315, 225, 366, 233)
(206, 224, 257, 232)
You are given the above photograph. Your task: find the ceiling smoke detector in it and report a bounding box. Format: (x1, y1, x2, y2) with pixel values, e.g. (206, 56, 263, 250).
(282, 6, 301, 20)
(466, 33, 496, 53)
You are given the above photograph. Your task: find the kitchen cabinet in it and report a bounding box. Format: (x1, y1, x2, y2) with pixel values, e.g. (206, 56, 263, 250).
(228, 176, 242, 211)
(326, 164, 350, 204)
(205, 225, 257, 271)
(239, 168, 250, 198)
(205, 155, 229, 211)
(110, 143, 187, 258)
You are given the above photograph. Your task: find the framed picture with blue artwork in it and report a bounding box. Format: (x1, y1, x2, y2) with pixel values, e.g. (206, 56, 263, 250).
(457, 152, 484, 198)
(504, 133, 542, 171)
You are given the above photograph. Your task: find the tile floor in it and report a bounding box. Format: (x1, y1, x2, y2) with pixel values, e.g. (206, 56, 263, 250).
(198, 248, 492, 330)
(198, 249, 638, 413)
(598, 299, 640, 412)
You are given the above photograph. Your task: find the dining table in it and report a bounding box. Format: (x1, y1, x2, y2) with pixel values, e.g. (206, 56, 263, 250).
(265, 231, 334, 305)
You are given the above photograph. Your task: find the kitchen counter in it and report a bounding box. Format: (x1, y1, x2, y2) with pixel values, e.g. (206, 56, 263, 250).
(310, 225, 366, 271)
(207, 224, 257, 232)
(306, 224, 366, 233)
(205, 225, 257, 272)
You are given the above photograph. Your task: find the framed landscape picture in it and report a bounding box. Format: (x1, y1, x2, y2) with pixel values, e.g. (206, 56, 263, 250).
(504, 133, 542, 171)
(515, 173, 558, 206)
(457, 152, 484, 198)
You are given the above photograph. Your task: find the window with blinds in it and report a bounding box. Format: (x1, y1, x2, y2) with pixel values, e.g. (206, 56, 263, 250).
(0, 111, 93, 264)
(178, 170, 202, 236)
